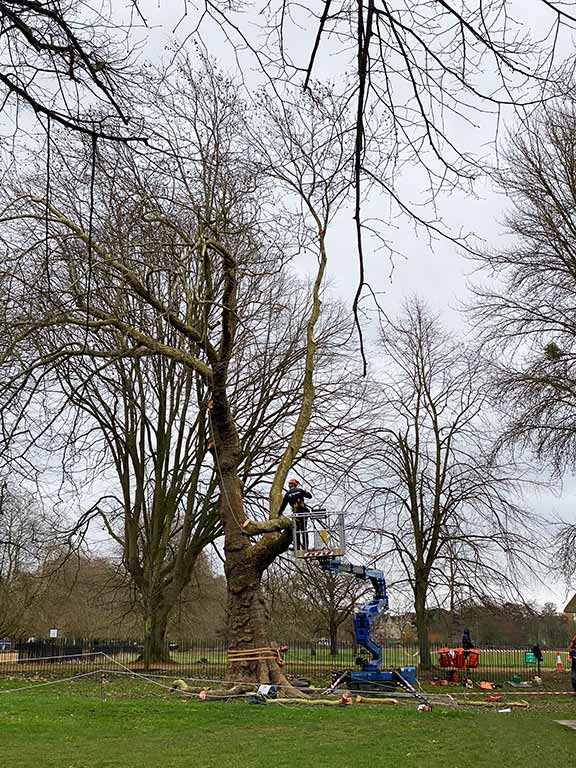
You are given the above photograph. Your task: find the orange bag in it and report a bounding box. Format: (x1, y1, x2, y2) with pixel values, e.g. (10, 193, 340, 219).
(466, 649, 480, 668)
(439, 647, 455, 668)
(438, 647, 480, 668)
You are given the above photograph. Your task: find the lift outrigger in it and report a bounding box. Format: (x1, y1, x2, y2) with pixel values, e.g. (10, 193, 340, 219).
(293, 508, 430, 707)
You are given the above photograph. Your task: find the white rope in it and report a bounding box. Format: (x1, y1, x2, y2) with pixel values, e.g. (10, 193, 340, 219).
(97, 664, 454, 704)
(96, 657, 285, 700)
(0, 669, 101, 694)
(98, 653, 174, 692)
(101, 668, 258, 687)
(0, 650, 106, 663)
(100, 656, 238, 698)
(0, 649, 459, 700)
(0, 663, 459, 706)
(97, 662, 249, 700)
(1, 649, 287, 690)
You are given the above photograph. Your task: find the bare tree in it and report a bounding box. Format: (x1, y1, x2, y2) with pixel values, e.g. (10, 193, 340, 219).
(291, 563, 364, 655)
(0, 482, 49, 636)
(20, 550, 226, 641)
(264, 561, 361, 652)
(0, 1, 144, 141)
(51, 350, 220, 666)
(0, 61, 356, 691)
(354, 298, 539, 667)
(471, 103, 576, 581)
(473, 105, 576, 468)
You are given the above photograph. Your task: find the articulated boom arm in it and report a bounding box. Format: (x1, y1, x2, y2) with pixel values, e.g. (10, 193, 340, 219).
(319, 558, 388, 671)
(317, 553, 425, 703)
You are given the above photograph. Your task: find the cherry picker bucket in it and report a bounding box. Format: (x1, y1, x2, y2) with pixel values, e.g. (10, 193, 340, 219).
(292, 510, 346, 560)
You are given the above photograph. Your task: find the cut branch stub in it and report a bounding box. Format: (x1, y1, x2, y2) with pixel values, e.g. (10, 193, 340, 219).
(241, 516, 293, 536)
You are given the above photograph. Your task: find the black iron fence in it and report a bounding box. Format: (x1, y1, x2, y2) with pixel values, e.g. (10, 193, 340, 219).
(0, 637, 571, 684)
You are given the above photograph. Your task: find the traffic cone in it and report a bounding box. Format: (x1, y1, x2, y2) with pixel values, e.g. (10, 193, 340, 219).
(556, 653, 563, 670)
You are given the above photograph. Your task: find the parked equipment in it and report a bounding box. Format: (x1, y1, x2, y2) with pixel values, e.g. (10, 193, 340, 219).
(439, 647, 480, 669)
(293, 514, 430, 707)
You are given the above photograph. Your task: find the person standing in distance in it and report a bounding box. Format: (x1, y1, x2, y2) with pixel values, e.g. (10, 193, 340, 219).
(569, 636, 576, 693)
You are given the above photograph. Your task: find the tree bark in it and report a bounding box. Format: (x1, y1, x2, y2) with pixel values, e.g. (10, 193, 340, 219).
(140, 602, 173, 668)
(211, 389, 298, 694)
(225, 551, 290, 686)
(414, 579, 432, 670)
(221, 480, 296, 691)
(329, 623, 339, 658)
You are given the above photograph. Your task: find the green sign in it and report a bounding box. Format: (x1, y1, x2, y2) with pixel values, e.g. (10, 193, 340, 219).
(524, 651, 537, 665)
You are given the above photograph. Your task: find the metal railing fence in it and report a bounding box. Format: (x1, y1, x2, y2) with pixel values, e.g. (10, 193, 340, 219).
(0, 637, 571, 684)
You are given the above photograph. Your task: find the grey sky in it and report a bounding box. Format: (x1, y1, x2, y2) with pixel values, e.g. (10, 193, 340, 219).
(4, 1, 575, 609)
(124, 1, 575, 609)
(127, 1, 564, 317)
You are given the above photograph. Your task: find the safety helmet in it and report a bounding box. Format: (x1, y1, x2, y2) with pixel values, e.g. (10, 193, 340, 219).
(288, 478, 299, 487)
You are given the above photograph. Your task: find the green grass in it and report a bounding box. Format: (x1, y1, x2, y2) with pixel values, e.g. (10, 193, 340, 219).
(1, 677, 576, 767)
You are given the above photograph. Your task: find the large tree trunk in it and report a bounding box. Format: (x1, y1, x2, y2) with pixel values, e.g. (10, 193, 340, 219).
(204, 212, 326, 696)
(212, 396, 298, 694)
(222, 480, 295, 692)
(225, 550, 290, 688)
(140, 601, 173, 668)
(414, 579, 432, 670)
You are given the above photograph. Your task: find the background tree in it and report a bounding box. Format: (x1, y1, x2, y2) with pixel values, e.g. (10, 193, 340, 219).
(20, 550, 226, 641)
(471, 104, 576, 581)
(355, 298, 538, 668)
(0, 123, 226, 664)
(264, 561, 363, 654)
(52, 347, 221, 666)
(0, 483, 50, 636)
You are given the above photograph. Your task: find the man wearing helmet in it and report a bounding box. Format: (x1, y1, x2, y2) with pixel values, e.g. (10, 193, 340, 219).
(279, 478, 312, 550)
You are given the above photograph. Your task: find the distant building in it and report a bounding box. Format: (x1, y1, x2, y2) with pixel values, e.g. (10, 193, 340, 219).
(374, 614, 416, 643)
(563, 594, 576, 616)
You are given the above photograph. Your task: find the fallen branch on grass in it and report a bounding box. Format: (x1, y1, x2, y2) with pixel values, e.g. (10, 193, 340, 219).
(456, 699, 529, 709)
(263, 696, 399, 706)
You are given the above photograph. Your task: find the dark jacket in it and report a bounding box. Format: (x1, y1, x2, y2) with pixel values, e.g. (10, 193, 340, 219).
(279, 486, 312, 514)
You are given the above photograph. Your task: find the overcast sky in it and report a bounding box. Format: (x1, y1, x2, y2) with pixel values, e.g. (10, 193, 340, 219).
(115, 1, 576, 608)
(2, 2, 573, 610)
(125, 1, 566, 317)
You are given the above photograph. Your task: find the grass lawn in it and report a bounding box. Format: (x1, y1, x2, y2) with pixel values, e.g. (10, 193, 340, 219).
(1, 677, 575, 768)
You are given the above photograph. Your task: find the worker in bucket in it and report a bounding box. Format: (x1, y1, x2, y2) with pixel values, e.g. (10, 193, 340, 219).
(279, 478, 312, 550)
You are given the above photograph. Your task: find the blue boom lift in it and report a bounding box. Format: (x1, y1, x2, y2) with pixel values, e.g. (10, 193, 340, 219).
(293, 509, 430, 705)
